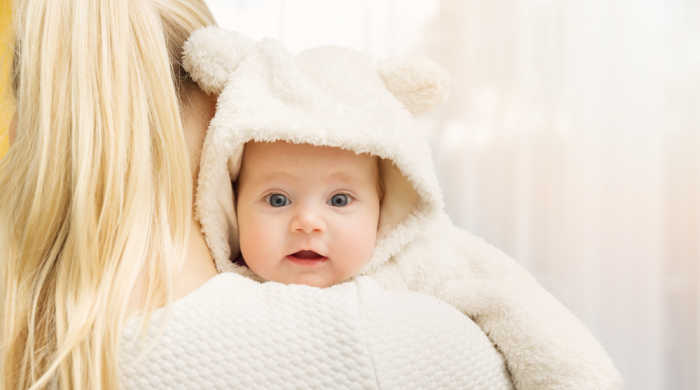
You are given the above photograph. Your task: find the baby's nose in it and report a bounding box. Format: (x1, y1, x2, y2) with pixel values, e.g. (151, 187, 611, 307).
(290, 207, 326, 234)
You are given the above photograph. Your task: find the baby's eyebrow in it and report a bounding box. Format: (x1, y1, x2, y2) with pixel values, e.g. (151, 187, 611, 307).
(250, 170, 364, 186)
(255, 171, 298, 182)
(325, 171, 360, 183)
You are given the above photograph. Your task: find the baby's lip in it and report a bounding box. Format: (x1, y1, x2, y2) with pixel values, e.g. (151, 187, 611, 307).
(288, 250, 327, 260)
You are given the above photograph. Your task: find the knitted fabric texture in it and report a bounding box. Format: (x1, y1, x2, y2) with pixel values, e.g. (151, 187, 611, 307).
(120, 274, 513, 389)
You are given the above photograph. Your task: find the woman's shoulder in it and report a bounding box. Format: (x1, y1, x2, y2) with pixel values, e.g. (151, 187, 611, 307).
(120, 274, 512, 389)
(124, 272, 366, 335)
(355, 275, 464, 315)
(354, 275, 483, 332)
(354, 276, 514, 389)
(120, 273, 379, 389)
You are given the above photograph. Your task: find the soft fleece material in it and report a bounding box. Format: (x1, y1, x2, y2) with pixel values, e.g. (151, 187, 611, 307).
(184, 27, 623, 390)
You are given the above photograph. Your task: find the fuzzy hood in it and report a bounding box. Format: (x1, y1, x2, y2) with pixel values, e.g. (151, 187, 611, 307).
(183, 27, 450, 276)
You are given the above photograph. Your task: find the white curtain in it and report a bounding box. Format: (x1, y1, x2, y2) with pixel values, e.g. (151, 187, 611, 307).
(208, 1, 699, 389)
(422, 2, 698, 389)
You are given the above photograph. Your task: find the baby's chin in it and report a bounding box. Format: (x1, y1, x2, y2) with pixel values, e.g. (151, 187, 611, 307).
(284, 273, 337, 288)
(268, 270, 350, 288)
(247, 261, 359, 288)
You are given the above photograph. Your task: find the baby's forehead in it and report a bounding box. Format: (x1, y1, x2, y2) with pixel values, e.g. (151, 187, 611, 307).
(239, 141, 379, 183)
(243, 141, 377, 168)
(254, 169, 368, 184)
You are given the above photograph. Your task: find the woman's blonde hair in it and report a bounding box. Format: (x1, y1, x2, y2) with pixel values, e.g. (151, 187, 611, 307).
(0, 0, 216, 388)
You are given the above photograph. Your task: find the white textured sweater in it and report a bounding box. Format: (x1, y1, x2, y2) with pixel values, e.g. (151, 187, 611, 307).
(119, 273, 513, 389)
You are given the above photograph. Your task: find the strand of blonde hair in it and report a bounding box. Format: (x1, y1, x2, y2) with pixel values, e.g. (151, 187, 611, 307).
(0, 1, 215, 388)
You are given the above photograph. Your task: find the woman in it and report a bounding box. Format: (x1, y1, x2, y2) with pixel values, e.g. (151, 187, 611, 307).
(0, 1, 513, 389)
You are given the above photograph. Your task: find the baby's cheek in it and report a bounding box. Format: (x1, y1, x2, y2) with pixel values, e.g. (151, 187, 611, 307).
(337, 219, 377, 275)
(239, 218, 278, 271)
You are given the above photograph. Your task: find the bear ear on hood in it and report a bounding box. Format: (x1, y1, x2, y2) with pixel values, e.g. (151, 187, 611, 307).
(378, 56, 450, 116)
(183, 27, 255, 95)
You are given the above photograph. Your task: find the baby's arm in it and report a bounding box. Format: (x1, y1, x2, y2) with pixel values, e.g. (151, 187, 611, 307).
(370, 211, 623, 390)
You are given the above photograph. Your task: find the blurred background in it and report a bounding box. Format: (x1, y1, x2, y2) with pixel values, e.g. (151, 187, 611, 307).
(1, 1, 698, 389)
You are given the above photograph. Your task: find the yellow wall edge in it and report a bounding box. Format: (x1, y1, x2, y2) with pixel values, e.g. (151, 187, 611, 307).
(0, 0, 14, 159)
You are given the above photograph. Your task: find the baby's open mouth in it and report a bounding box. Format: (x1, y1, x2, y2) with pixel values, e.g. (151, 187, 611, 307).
(289, 250, 326, 260)
(286, 250, 329, 267)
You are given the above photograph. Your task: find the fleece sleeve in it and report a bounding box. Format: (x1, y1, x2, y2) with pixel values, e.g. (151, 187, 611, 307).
(372, 211, 624, 390)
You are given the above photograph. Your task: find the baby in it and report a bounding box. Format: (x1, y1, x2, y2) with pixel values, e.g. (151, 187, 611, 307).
(185, 27, 624, 390)
(233, 141, 383, 288)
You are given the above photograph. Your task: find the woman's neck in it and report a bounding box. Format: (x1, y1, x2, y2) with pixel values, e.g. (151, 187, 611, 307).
(174, 87, 220, 298)
(129, 87, 219, 314)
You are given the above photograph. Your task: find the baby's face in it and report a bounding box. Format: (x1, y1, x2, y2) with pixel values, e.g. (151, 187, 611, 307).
(236, 141, 381, 288)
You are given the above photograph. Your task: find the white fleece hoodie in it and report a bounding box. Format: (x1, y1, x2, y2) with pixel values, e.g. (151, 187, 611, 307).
(183, 27, 623, 390)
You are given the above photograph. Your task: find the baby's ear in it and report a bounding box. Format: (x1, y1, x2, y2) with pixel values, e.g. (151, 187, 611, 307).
(378, 56, 450, 116)
(183, 27, 255, 95)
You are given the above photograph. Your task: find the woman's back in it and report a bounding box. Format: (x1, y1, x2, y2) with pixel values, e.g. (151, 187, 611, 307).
(120, 273, 512, 389)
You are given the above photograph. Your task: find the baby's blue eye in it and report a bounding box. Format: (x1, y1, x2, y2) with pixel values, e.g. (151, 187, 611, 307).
(329, 194, 351, 207)
(267, 193, 290, 207)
